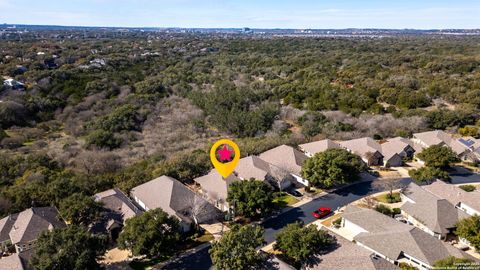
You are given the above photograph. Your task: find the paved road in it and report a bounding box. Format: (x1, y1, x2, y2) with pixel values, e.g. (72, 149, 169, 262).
(160, 170, 480, 269)
(160, 177, 411, 269)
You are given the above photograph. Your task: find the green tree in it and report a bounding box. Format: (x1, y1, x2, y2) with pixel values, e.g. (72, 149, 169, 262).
(417, 145, 459, 169)
(59, 193, 103, 226)
(85, 129, 122, 149)
(227, 180, 275, 218)
(0, 101, 28, 128)
(92, 104, 144, 132)
(153, 150, 211, 183)
(31, 225, 107, 270)
(274, 222, 335, 268)
(298, 111, 328, 137)
(433, 256, 474, 269)
(408, 167, 450, 184)
(301, 148, 367, 188)
(455, 215, 480, 252)
(118, 208, 181, 259)
(210, 224, 266, 270)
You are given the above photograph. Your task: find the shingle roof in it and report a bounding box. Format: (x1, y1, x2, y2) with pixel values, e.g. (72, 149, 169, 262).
(0, 214, 19, 243)
(0, 253, 28, 270)
(312, 231, 398, 270)
(131, 176, 220, 224)
(400, 183, 469, 235)
(259, 145, 307, 175)
(389, 137, 425, 153)
(9, 207, 65, 245)
(423, 180, 480, 214)
(339, 137, 383, 159)
(413, 130, 466, 155)
(194, 170, 240, 203)
(235, 156, 291, 183)
(343, 205, 472, 266)
(94, 188, 141, 221)
(299, 139, 341, 156)
(380, 138, 414, 160)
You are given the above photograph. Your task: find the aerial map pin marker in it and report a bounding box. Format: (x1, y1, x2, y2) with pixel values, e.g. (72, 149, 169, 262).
(210, 139, 240, 178)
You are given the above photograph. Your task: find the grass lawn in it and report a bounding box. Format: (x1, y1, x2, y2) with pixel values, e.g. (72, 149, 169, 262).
(376, 192, 401, 204)
(273, 193, 300, 208)
(129, 231, 214, 270)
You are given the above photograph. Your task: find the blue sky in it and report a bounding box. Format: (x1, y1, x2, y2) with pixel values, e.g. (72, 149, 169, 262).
(1, 0, 479, 29)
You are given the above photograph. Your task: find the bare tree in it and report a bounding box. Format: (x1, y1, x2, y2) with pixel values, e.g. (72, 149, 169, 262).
(373, 178, 405, 201)
(183, 195, 219, 229)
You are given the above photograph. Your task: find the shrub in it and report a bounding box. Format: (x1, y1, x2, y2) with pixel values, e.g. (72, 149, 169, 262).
(459, 185, 476, 192)
(375, 204, 394, 217)
(85, 129, 122, 149)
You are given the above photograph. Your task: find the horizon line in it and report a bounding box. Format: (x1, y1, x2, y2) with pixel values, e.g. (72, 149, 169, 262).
(2, 23, 480, 31)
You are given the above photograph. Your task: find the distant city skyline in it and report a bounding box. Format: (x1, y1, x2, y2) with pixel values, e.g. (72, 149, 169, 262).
(1, 0, 480, 29)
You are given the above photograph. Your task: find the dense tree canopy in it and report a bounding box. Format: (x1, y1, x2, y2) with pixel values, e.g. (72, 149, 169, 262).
(408, 167, 450, 184)
(417, 145, 460, 169)
(210, 224, 266, 270)
(301, 148, 367, 188)
(58, 193, 103, 226)
(31, 225, 107, 270)
(274, 222, 335, 268)
(227, 179, 275, 218)
(433, 256, 474, 269)
(455, 215, 480, 252)
(118, 208, 181, 259)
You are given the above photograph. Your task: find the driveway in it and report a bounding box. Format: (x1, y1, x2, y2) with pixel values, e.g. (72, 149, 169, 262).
(159, 177, 412, 269)
(159, 171, 480, 269)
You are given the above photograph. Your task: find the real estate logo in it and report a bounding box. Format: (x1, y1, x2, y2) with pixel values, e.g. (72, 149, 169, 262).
(210, 139, 240, 178)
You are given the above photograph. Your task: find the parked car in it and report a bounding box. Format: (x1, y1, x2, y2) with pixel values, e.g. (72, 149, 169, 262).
(312, 207, 331, 219)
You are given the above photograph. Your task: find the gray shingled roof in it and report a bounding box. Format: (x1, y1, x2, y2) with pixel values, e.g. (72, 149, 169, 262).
(343, 205, 472, 266)
(312, 231, 398, 270)
(131, 176, 220, 224)
(299, 139, 341, 156)
(9, 207, 65, 245)
(413, 130, 467, 155)
(339, 137, 384, 159)
(380, 139, 414, 160)
(194, 170, 240, 203)
(259, 145, 307, 175)
(94, 188, 141, 221)
(0, 253, 27, 270)
(423, 180, 480, 215)
(389, 136, 425, 153)
(401, 183, 469, 235)
(235, 156, 292, 184)
(0, 214, 19, 243)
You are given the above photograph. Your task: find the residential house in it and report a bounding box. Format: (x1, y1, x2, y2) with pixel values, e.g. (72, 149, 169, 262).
(299, 139, 341, 157)
(382, 137, 416, 159)
(379, 139, 415, 167)
(130, 176, 221, 232)
(339, 137, 385, 166)
(0, 250, 33, 270)
(423, 180, 480, 216)
(2, 79, 25, 90)
(91, 188, 142, 240)
(400, 182, 469, 240)
(412, 130, 469, 161)
(259, 145, 309, 186)
(0, 214, 19, 252)
(313, 231, 398, 270)
(7, 207, 65, 253)
(341, 205, 473, 269)
(457, 137, 480, 162)
(194, 170, 241, 212)
(235, 156, 293, 190)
